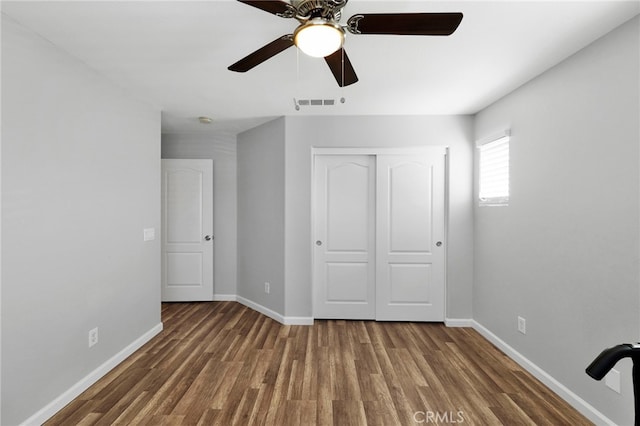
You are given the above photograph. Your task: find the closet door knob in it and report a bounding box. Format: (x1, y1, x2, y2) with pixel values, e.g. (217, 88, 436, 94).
(436, 241, 442, 247)
(316, 240, 323, 246)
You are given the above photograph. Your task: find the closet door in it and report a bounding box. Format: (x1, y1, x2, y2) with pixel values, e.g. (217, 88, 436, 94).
(376, 152, 446, 321)
(313, 155, 376, 319)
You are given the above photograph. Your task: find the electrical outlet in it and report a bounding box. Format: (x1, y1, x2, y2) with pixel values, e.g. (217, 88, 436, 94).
(264, 282, 270, 294)
(605, 368, 621, 393)
(88, 327, 99, 348)
(517, 316, 526, 334)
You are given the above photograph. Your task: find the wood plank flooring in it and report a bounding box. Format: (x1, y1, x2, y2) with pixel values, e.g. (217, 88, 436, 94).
(45, 302, 592, 425)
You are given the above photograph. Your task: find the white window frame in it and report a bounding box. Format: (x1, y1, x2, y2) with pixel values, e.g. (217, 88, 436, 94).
(477, 130, 510, 207)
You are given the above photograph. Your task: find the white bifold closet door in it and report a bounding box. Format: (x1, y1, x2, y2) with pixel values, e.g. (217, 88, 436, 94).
(313, 150, 445, 321)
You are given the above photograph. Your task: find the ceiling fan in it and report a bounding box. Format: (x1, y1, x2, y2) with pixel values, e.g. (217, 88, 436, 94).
(228, 0, 463, 87)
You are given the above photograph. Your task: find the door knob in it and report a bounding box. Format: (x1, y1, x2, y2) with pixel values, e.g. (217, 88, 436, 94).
(436, 241, 442, 247)
(316, 240, 322, 246)
(204, 235, 212, 241)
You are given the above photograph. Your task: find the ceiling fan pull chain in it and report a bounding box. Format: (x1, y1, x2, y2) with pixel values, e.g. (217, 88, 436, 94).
(341, 47, 345, 93)
(296, 47, 299, 91)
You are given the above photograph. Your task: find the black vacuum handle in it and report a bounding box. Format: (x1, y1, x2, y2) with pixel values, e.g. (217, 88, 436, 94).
(586, 343, 640, 425)
(586, 343, 640, 380)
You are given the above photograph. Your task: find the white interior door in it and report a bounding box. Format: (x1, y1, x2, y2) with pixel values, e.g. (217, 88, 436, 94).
(313, 155, 376, 319)
(376, 153, 446, 321)
(313, 150, 446, 321)
(161, 159, 214, 302)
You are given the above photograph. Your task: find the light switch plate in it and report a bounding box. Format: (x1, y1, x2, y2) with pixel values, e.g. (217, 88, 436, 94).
(143, 228, 155, 241)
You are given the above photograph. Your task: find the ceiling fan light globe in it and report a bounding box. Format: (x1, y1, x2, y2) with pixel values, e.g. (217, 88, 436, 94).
(294, 19, 344, 58)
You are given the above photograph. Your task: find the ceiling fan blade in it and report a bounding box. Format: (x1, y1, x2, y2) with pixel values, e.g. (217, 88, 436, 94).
(347, 13, 463, 36)
(237, 0, 296, 18)
(228, 35, 294, 73)
(324, 48, 358, 87)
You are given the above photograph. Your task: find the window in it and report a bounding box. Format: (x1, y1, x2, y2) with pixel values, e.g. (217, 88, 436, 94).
(478, 132, 510, 206)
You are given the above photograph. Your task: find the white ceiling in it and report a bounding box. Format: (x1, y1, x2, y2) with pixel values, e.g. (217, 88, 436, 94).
(2, 1, 639, 136)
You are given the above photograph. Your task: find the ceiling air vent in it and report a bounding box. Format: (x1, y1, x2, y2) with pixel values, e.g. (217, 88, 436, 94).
(294, 97, 345, 110)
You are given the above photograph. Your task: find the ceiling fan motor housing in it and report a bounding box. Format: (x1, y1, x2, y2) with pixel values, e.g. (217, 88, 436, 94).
(293, 0, 346, 21)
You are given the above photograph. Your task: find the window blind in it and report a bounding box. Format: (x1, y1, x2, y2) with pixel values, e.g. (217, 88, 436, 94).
(479, 135, 509, 205)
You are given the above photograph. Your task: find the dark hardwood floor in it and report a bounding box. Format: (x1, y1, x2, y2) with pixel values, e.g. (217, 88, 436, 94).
(45, 301, 592, 425)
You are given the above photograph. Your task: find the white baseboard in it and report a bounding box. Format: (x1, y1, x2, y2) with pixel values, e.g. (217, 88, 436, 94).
(445, 318, 473, 327)
(471, 320, 614, 426)
(236, 296, 313, 325)
(283, 316, 314, 326)
(21, 323, 163, 426)
(213, 293, 237, 301)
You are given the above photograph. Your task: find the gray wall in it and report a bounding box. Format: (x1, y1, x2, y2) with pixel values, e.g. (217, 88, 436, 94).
(474, 16, 640, 425)
(1, 16, 161, 425)
(237, 118, 286, 314)
(284, 115, 475, 319)
(235, 115, 474, 322)
(162, 133, 238, 297)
